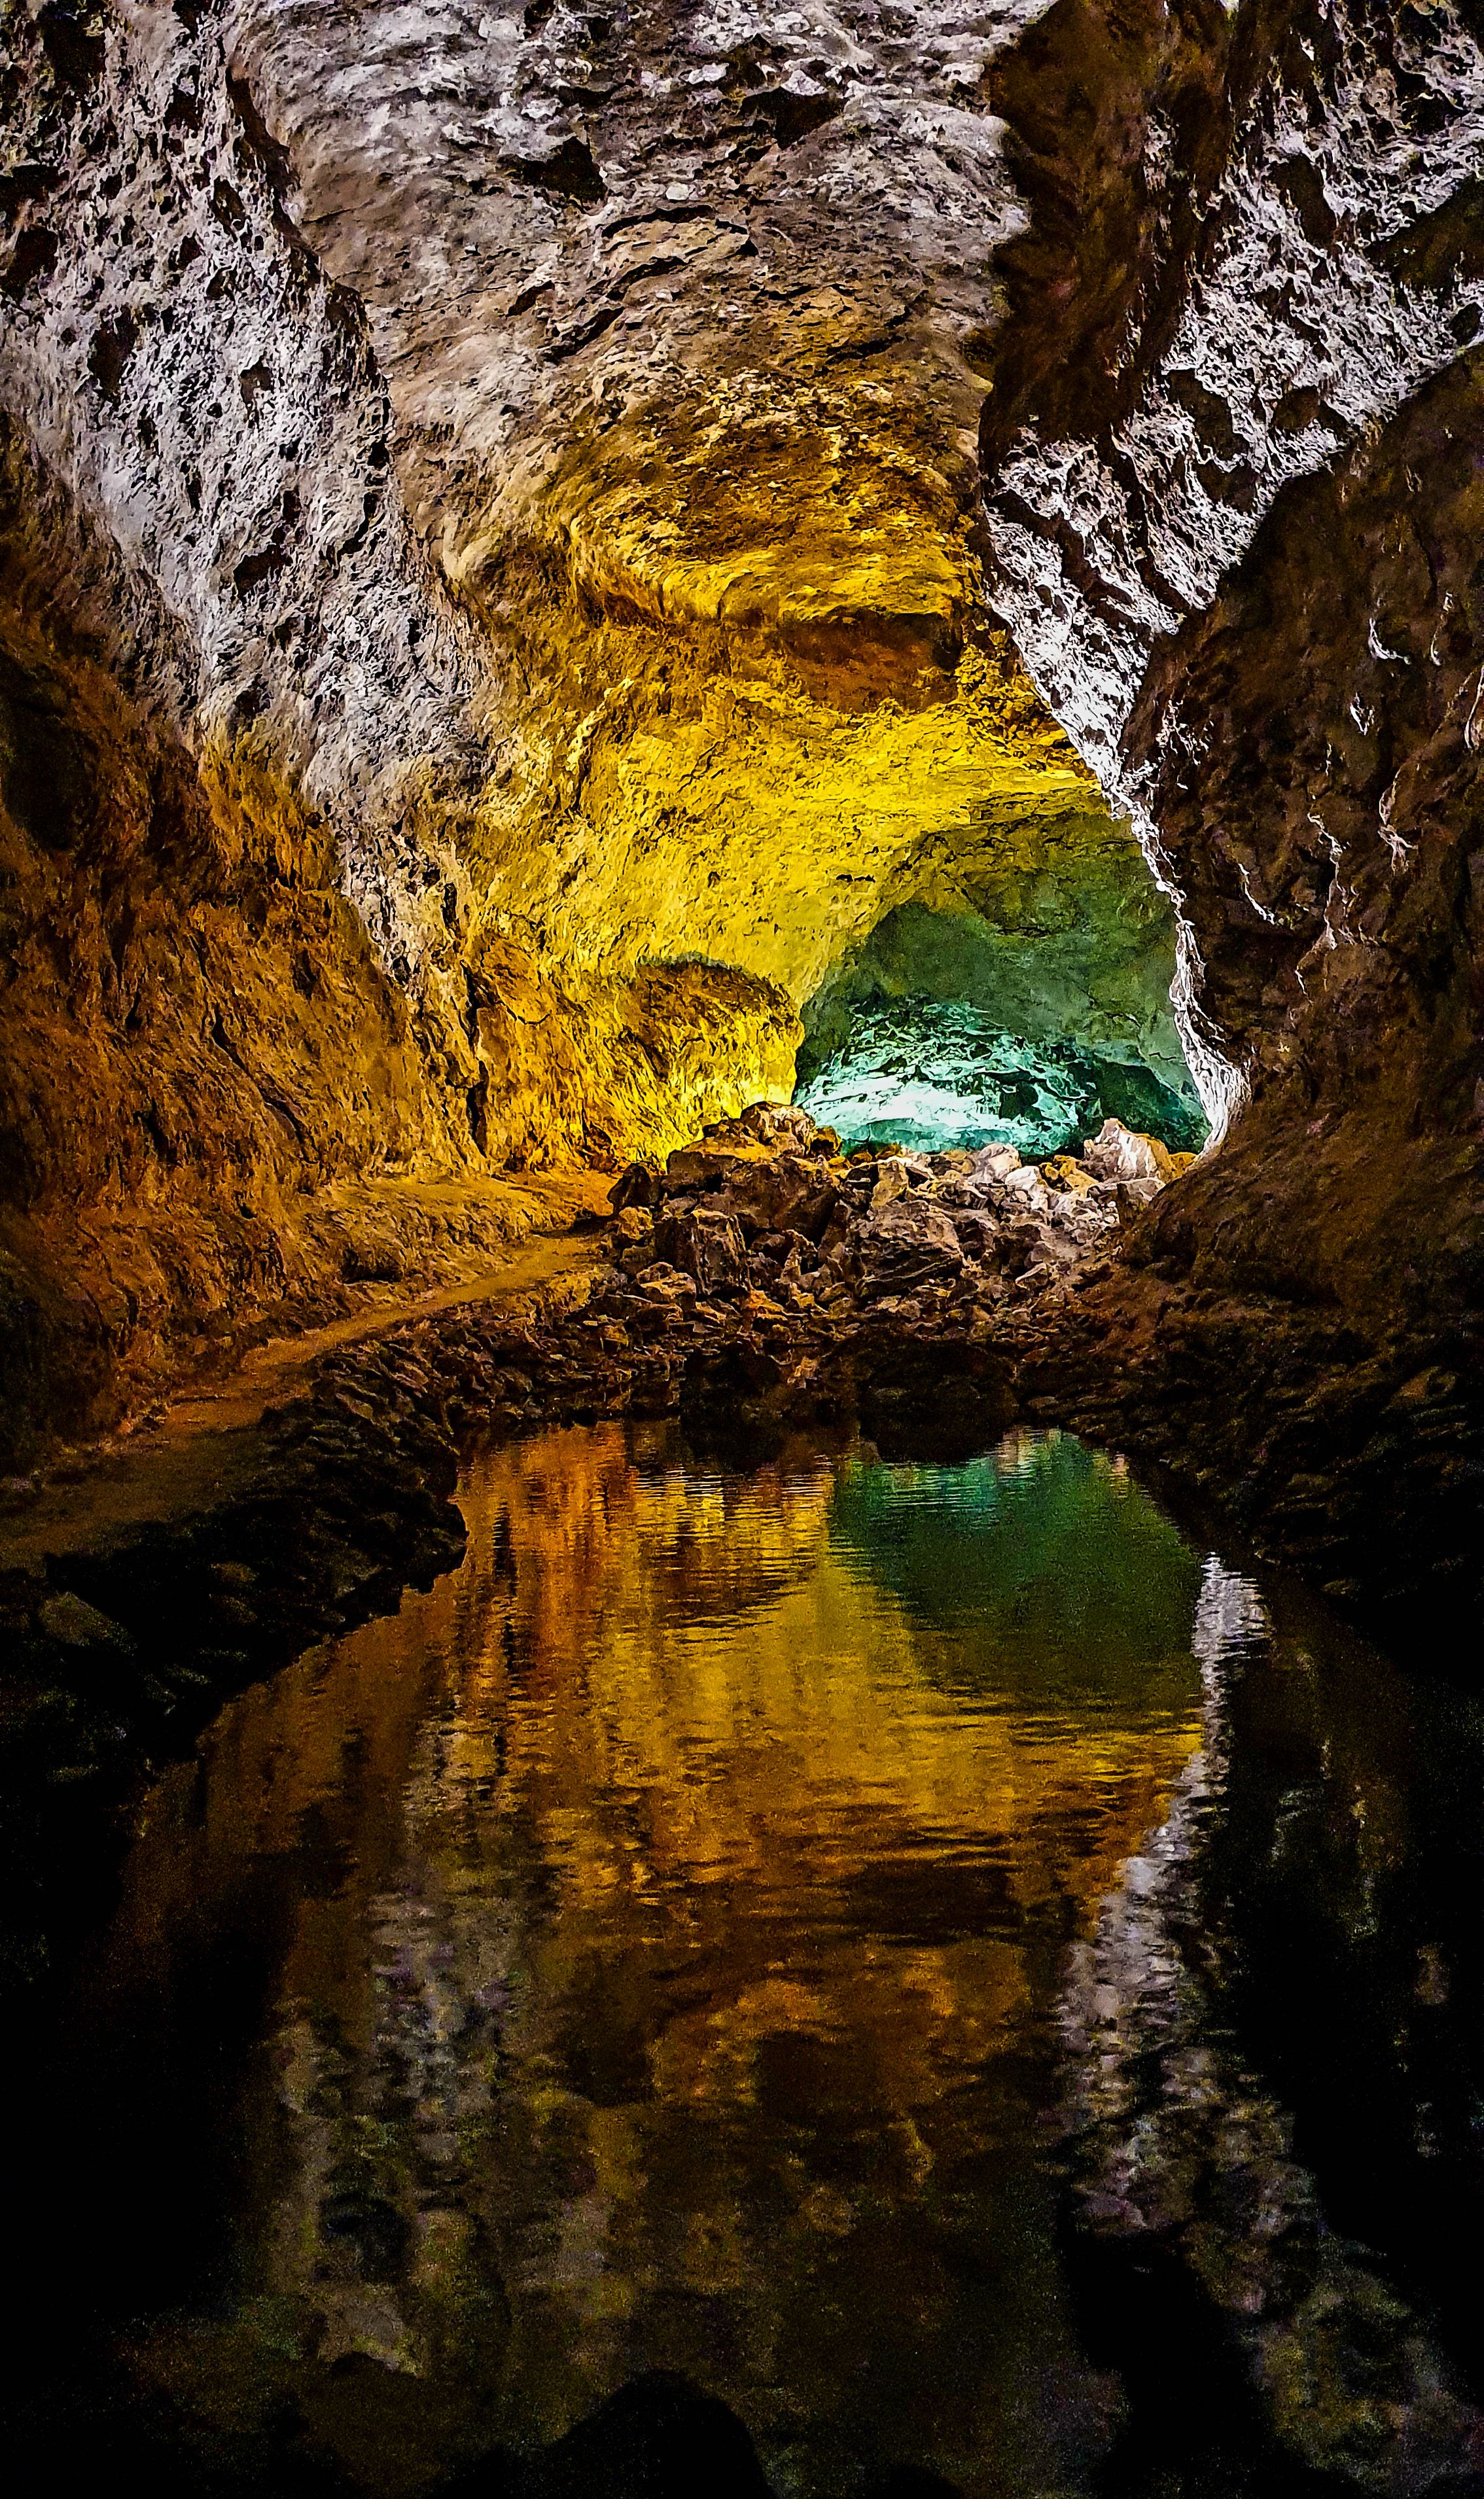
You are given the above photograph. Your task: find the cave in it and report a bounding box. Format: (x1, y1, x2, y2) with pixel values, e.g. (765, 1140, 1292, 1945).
(4, 2, 1484, 2494)
(792, 839, 1206, 1159)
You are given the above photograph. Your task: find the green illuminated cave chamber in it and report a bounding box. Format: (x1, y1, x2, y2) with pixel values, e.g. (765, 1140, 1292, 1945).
(794, 817, 1207, 1159)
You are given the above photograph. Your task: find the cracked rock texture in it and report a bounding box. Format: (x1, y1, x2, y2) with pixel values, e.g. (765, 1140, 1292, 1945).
(978, 0, 1484, 1624)
(1, 0, 1483, 1616)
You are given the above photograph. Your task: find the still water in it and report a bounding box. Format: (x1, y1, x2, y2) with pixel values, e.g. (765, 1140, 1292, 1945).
(21, 1424, 1481, 2496)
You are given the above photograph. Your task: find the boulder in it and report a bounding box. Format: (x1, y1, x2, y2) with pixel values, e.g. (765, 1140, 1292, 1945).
(739, 1287, 789, 1322)
(762, 1227, 818, 1268)
(1082, 1118, 1176, 1184)
(1040, 1155, 1098, 1195)
(855, 1196, 964, 1294)
(633, 1262, 696, 1302)
(652, 1209, 749, 1292)
(39, 1591, 133, 1651)
(1048, 1188, 1115, 1237)
(951, 1211, 1000, 1262)
(868, 1158, 913, 1211)
(618, 1237, 663, 1279)
(664, 1142, 773, 1193)
(609, 1159, 664, 1213)
(732, 1101, 819, 1149)
(995, 1217, 1074, 1277)
(713, 1152, 841, 1241)
(970, 1144, 1023, 1183)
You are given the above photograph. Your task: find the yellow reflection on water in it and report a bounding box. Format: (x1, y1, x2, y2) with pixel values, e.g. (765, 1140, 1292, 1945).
(111, 1425, 1205, 2498)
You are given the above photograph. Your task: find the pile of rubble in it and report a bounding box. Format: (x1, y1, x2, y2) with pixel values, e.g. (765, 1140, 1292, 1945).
(601, 1101, 1195, 1327)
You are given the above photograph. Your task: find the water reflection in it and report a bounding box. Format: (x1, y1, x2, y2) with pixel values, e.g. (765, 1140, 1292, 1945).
(65, 1427, 1212, 2496)
(1060, 1559, 1484, 2493)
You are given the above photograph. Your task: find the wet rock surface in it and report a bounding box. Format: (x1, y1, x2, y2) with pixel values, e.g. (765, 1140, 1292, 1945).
(0, 1322, 468, 1988)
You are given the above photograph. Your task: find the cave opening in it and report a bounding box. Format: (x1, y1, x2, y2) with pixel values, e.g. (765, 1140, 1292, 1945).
(790, 810, 1208, 1162)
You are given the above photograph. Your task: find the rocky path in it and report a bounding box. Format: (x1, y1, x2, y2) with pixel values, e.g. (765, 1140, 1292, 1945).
(0, 1221, 604, 1568)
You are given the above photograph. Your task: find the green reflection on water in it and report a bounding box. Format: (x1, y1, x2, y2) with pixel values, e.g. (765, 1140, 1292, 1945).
(829, 1431, 1205, 1709)
(75, 1426, 1209, 2499)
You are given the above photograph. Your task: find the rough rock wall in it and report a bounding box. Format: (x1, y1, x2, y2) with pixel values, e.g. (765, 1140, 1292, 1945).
(983, 0, 1484, 1074)
(981, 0, 1484, 1623)
(221, 0, 1139, 1031)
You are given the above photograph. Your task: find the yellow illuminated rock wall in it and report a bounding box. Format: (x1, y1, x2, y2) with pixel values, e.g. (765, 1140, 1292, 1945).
(453, 380, 1118, 1025)
(0, 29, 1175, 1463)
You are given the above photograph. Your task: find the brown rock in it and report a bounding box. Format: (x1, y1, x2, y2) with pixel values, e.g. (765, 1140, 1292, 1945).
(951, 1212, 1001, 1262)
(712, 1154, 841, 1243)
(970, 1146, 1024, 1183)
(610, 1161, 663, 1213)
(652, 1210, 749, 1293)
(997, 1218, 1072, 1278)
(855, 1197, 964, 1294)
(1082, 1120, 1175, 1185)
(868, 1159, 913, 1211)
(1041, 1156, 1098, 1195)
(664, 1143, 774, 1194)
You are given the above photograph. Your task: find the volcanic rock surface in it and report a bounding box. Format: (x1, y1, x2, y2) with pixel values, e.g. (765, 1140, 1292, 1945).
(1, 0, 1483, 1623)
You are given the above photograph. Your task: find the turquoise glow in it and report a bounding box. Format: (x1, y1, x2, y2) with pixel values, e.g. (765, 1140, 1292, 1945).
(794, 994, 1207, 1157)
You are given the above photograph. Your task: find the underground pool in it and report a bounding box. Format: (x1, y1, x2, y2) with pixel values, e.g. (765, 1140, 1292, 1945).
(11, 1423, 1483, 2498)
